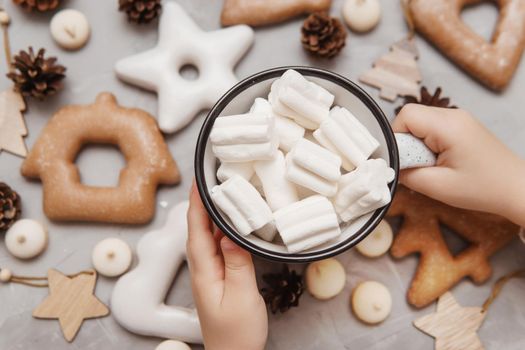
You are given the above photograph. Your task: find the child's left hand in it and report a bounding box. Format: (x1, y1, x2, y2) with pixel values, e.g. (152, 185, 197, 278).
(187, 183, 268, 350)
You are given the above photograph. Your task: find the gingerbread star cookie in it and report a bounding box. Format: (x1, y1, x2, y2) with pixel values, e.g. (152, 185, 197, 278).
(21, 92, 180, 224)
(387, 186, 518, 308)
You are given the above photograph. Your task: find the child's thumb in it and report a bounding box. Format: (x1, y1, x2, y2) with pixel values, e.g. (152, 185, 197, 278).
(220, 236, 258, 294)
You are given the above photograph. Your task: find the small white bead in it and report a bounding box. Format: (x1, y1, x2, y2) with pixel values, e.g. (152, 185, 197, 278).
(0, 268, 12, 282)
(0, 11, 10, 25)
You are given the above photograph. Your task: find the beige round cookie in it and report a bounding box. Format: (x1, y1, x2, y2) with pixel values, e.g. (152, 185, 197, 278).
(155, 340, 192, 350)
(351, 281, 392, 324)
(92, 238, 132, 278)
(342, 0, 381, 33)
(306, 258, 346, 300)
(5, 219, 48, 259)
(356, 220, 393, 258)
(50, 9, 90, 50)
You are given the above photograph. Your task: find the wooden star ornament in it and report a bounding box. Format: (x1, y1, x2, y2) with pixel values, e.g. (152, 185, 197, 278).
(32, 269, 109, 342)
(414, 292, 486, 350)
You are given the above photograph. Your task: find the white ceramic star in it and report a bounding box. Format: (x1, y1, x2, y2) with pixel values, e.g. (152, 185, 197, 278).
(414, 292, 486, 350)
(115, 2, 254, 133)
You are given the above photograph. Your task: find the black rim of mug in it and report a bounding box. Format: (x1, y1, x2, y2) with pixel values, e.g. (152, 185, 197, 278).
(194, 66, 399, 263)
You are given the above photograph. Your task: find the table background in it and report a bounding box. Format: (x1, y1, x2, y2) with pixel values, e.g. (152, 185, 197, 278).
(1, 0, 525, 349)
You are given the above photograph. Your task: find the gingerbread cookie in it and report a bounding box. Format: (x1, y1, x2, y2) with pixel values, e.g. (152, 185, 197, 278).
(221, 0, 332, 27)
(409, 0, 525, 90)
(387, 186, 518, 308)
(21, 92, 180, 224)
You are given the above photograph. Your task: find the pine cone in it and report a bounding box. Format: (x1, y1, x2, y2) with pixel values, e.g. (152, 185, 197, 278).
(0, 183, 21, 232)
(119, 0, 162, 24)
(7, 47, 66, 101)
(261, 265, 304, 314)
(301, 12, 346, 58)
(12, 0, 60, 12)
(395, 86, 457, 115)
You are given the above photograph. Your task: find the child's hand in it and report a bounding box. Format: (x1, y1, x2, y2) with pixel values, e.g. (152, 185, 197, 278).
(393, 104, 525, 226)
(187, 183, 268, 350)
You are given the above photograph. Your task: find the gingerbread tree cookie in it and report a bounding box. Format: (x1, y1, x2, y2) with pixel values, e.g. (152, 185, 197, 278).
(21, 92, 180, 224)
(387, 186, 518, 308)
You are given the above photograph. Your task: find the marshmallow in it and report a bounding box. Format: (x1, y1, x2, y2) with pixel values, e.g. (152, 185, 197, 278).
(250, 174, 265, 197)
(254, 222, 278, 242)
(217, 162, 254, 183)
(274, 195, 341, 253)
(250, 97, 305, 152)
(269, 69, 334, 130)
(210, 112, 278, 162)
(211, 175, 273, 236)
(333, 158, 395, 222)
(314, 106, 380, 170)
(286, 138, 341, 197)
(254, 151, 299, 211)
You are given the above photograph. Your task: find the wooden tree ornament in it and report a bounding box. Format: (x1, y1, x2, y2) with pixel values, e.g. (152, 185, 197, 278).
(359, 38, 421, 102)
(0, 9, 28, 158)
(386, 186, 518, 308)
(0, 89, 27, 157)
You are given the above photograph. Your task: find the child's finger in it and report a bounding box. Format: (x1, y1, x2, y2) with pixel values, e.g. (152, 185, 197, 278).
(392, 104, 449, 153)
(187, 181, 221, 281)
(399, 166, 457, 201)
(220, 237, 259, 297)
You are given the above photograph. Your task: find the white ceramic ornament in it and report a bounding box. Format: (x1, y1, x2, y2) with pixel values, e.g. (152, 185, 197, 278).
(342, 0, 381, 33)
(50, 9, 90, 50)
(111, 201, 203, 343)
(115, 2, 254, 133)
(91, 238, 132, 277)
(5, 219, 48, 259)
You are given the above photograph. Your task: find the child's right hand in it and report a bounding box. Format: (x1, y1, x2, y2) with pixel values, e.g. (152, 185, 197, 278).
(393, 104, 525, 227)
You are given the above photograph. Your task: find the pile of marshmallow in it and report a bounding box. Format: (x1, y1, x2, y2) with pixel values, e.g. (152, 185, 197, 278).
(210, 70, 395, 253)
